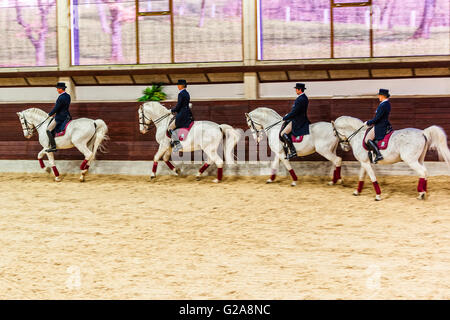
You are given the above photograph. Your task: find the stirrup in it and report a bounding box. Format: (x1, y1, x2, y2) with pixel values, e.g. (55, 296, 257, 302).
(46, 147, 57, 153)
(285, 151, 297, 160)
(172, 141, 182, 152)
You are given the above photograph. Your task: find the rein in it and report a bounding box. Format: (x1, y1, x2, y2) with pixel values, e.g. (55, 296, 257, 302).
(20, 111, 49, 136)
(246, 113, 282, 137)
(139, 105, 171, 131)
(331, 121, 365, 144)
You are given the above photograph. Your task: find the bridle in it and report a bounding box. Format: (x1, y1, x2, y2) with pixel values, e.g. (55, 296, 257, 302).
(331, 121, 365, 146)
(245, 113, 282, 141)
(18, 111, 49, 137)
(139, 105, 171, 131)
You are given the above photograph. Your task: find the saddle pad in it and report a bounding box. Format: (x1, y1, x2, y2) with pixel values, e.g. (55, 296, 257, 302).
(167, 121, 195, 141)
(291, 135, 303, 143)
(55, 120, 72, 137)
(363, 128, 394, 151)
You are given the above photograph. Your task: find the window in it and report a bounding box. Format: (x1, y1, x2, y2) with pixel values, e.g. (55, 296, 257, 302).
(71, 0, 243, 65)
(0, 0, 57, 67)
(257, 0, 449, 60)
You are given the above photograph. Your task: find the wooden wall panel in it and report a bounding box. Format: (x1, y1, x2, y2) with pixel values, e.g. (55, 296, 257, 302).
(1, 98, 449, 162)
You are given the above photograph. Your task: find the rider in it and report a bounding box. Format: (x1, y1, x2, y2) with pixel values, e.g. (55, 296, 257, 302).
(46, 82, 72, 153)
(168, 79, 194, 152)
(364, 88, 392, 164)
(280, 83, 311, 160)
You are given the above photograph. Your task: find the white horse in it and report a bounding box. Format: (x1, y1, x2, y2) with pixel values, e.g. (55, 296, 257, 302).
(245, 107, 342, 186)
(138, 101, 241, 182)
(17, 108, 108, 182)
(333, 116, 450, 200)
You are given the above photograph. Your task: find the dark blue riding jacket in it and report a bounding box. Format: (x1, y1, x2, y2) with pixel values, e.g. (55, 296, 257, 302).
(48, 92, 71, 132)
(367, 99, 392, 141)
(283, 93, 311, 136)
(171, 89, 193, 128)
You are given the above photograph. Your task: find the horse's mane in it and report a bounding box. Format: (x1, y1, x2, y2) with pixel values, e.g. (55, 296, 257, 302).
(143, 101, 170, 114)
(335, 115, 364, 130)
(250, 107, 282, 121)
(25, 107, 49, 119)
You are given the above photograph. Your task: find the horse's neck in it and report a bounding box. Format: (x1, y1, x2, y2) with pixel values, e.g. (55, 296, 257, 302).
(146, 105, 170, 126)
(27, 109, 49, 134)
(255, 110, 281, 127)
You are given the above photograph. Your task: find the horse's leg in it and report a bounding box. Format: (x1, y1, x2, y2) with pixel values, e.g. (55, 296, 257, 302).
(73, 143, 94, 182)
(353, 166, 367, 196)
(318, 149, 343, 186)
(203, 147, 223, 183)
(196, 157, 212, 181)
(406, 161, 429, 200)
(46, 152, 61, 182)
(267, 153, 280, 183)
(150, 146, 169, 180)
(38, 149, 51, 173)
(360, 161, 381, 201)
(279, 156, 297, 186)
(162, 149, 180, 176)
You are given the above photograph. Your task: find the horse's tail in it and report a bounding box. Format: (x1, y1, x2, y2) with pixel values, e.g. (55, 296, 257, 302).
(423, 125, 450, 167)
(218, 124, 241, 163)
(91, 119, 109, 160)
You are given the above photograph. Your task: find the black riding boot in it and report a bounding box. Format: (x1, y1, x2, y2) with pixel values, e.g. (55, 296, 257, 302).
(282, 133, 297, 160)
(46, 130, 57, 153)
(367, 139, 383, 164)
(168, 129, 182, 152)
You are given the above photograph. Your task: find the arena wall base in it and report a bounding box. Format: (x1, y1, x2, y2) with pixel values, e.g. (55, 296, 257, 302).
(0, 160, 448, 177)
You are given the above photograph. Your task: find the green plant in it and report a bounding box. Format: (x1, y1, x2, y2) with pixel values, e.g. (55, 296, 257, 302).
(137, 83, 167, 102)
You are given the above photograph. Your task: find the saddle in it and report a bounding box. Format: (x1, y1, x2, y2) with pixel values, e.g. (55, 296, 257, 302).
(363, 128, 394, 151)
(166, 121, 195, 141)
(279, 121, 304, 143)
(53, 119, 72, 137)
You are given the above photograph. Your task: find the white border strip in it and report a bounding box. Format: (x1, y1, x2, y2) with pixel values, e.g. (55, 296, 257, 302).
(0, 160, 448, 177)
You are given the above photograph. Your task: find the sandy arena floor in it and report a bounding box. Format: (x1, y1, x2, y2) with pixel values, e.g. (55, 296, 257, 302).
(0, 172, 449, 299)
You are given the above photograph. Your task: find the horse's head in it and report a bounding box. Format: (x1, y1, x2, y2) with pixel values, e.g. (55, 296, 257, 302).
(332, 116, 364, 152)
(17, 110, 34, 139)
(245, 112, 264, 144)
(138, 105, 151, 134)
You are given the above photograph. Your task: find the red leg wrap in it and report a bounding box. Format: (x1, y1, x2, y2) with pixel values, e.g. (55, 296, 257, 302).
(372, 181, 381, 195)
(417, 178, 426, 192)
(85, 165, 89, 170)
(39, 159, 45, 169)
(289, 169, 298, 181)
(357, 181, 364, 193)
(424, 179, 427, 192)
(165, 161, 175, 170)
(199, 163, 210, 174)
(217, 168, 223, 181)
(80, 159, 88, 170)
(270, 174, 276, 181)
(333, 166, 342, 183)
(52, 166, 59, 177)
(152, 161, 158, 173)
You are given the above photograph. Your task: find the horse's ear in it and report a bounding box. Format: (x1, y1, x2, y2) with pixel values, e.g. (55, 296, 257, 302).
(331, 120, 335, 125)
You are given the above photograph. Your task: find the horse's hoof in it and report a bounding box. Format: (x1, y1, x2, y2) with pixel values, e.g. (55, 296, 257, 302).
(291, 181, 297, 187)
(45, 167, 51, 174)
(175, 168, 181, 175)
(196, 175, 202, 181)
(327, 181, 334, 186)
(54, 177, 61, 182)
(353, 190, 359, 196)
(212, 178, 221, 183)
(266, 179, 273, 184)
(417, 192, 426, 200)
(375, 195, 382, 201)
(79, 176, 85, 182)
(336, 179, 343, 185)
